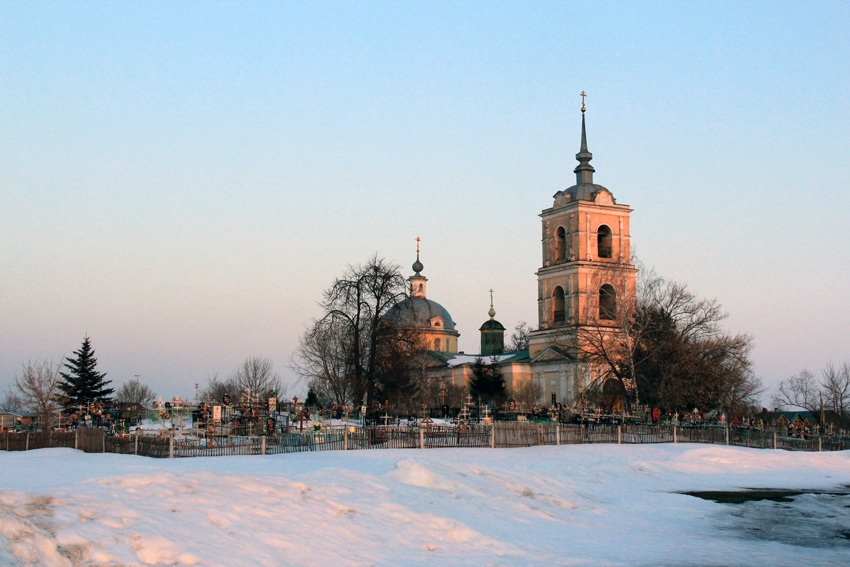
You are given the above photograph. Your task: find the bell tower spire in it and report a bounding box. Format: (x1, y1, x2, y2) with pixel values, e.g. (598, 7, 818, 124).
(529, 96, 635, 362)
(574, 91, 595, 185)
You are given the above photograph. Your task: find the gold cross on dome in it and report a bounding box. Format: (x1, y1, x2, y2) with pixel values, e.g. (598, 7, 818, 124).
(489, 289, 494, 307)
(581, 90, 587, 113)
(415, 236, 421, 254)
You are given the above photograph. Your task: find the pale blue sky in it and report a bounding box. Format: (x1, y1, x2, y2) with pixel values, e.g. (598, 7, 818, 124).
(2, 1, 848, 402)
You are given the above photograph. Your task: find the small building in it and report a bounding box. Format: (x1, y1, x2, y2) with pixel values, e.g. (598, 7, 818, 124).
(0, 412, 21, 430)
(759, 410, 817, 431)
(426, 350, 533, 401)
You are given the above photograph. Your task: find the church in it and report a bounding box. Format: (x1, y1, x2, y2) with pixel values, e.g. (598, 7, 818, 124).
(402, 97, 637, 409)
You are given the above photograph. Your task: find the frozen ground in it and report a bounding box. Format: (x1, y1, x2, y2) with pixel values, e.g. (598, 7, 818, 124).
(0, 444, 848, 566)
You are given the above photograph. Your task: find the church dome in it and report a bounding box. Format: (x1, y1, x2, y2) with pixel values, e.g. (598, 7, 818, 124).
(560, 182, 611, 202)
(386, 297, 457, 331)
(479, 318, 505, 331)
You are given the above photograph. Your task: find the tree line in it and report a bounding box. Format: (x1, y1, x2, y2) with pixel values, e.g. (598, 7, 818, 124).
(773, 362, 850, 419)
(2, 335, 287, 430)
(6, 256, 845, 427)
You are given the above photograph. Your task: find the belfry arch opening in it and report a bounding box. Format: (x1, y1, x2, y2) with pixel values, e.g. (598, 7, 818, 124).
(597, 225, 612, 259)
(599, 284, 617, 320)
(555, 226, 566, 263)
(553, 286, 566, 324)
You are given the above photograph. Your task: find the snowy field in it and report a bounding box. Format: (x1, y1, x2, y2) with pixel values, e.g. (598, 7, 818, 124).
(1, 444, 848, 566)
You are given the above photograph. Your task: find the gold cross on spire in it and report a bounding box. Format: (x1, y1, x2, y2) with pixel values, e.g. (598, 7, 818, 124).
(488, 289, 496, 319)
(415, 236, 420, 254)
(580, 90, 586, 114)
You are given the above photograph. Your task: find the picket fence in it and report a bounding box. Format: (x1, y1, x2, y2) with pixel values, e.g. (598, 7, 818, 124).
(1, 423, 847, 458)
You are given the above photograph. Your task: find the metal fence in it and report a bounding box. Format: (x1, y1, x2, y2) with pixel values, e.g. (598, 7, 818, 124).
(1, 423, 847, 458)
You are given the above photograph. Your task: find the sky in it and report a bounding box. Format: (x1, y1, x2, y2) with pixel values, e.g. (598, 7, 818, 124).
(2, 1, 849, 402)
(1, 444, 849, 565)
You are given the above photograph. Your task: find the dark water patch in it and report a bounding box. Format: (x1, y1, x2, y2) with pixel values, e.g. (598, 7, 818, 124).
(681, 488, 850, 549)
(683, 488, 850, 504)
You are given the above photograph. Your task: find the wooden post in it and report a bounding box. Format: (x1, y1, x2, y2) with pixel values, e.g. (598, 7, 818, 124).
(344, 427, 348, 451)
(102, 430, 106, 453)
(673, 426, 677, 444)
(490, 424, 496, 449)
(617, 426, 622, 445)
(419, 427, 424, 449)
(75, 429, 78, 450)
(261, 435, 266, 455)
(819, 436, 822, 452)
(773, 431, 777, 450)
(134, 430, 139, 455)
(169, 434, 174, 458)
(725, 426, 730, 445)
(556, 425, 560, 446)
(26, 432, 30, 452)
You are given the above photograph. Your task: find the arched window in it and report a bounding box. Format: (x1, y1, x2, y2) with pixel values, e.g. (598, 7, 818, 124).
(555, 226, 566, 263)
(599, 284, 617, 320)
(553, 286, 566, 324)
(597, 225, 613, 259)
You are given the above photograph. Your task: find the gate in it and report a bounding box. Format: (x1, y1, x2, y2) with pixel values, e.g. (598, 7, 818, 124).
(76, 427, 105, 453)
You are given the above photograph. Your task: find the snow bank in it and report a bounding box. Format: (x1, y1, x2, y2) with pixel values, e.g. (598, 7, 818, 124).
(0, 445, 847, 566)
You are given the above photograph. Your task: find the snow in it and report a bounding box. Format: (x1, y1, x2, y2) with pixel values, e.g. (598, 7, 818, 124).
(447, 354, 517, 366)
(1, 444, 848, 566)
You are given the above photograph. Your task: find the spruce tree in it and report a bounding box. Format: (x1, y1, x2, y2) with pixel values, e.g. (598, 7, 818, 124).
(469, 357, 507, 406)
(305, 387, 320, 408)
(57, 336, 114, 410)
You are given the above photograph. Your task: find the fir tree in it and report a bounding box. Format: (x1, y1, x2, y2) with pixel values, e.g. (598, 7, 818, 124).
(469, 357, 507, 405)
(57, 336, 114, 409)
(305, 387, 320, 408)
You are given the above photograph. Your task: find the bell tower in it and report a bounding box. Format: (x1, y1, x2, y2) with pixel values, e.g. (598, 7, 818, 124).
(528, 94, 636, 359)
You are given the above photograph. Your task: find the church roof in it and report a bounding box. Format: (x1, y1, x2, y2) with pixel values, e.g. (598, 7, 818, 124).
(479, 319, 506, 331)
(385, 296, 457, 331)
(556, 182, 612, 202)
(427, 350, 531, 367)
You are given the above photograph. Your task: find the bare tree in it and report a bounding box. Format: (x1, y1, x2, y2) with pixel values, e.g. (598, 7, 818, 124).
(292, 317, 356, 406)
(444, 382, 468, 409)
(230, 357, 286, 402)
(821, 362, 850, 416)
(506, 321, 532, 352)
(775, 362, 850, 418)
(295, 255, 409, 409)
(774, 370, 821, 414)
(115, 378, 157, 408)
(575, 263, 757, 414)
(572, 262, 644, 409)
(201, 374, 236, 404)
(510, 379, 543, 413)
(717, 362, 764, 417)
(14, 360, 61, 429)
(634, 277, 756, 414)
(1, 383, 22, 413)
